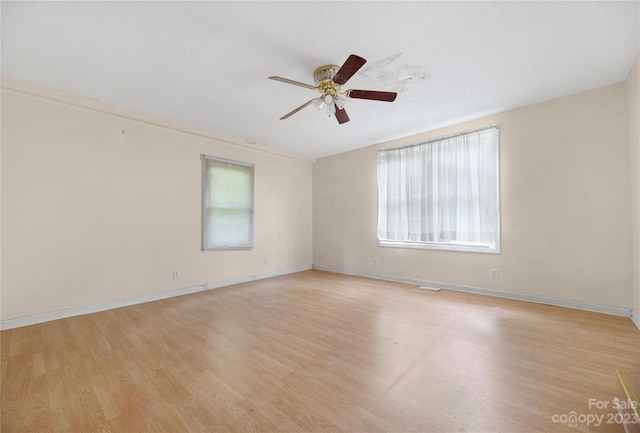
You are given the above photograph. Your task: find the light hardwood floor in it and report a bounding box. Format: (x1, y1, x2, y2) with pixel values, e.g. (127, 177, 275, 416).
(2, 270, 639, 432)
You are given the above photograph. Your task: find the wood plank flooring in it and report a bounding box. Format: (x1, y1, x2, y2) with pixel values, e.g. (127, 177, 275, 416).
(2, 270, 639, 432)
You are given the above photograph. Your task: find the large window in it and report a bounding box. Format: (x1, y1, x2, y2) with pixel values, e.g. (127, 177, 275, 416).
(377, 125, 500, 253)
(202, 155, 254, 250)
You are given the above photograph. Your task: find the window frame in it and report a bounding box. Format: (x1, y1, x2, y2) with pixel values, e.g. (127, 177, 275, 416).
(377, 125, 501, 254)
(202, 154, 255, 251)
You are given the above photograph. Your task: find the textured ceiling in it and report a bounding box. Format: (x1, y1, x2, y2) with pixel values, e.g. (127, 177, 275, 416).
(2, 1, 639, 159)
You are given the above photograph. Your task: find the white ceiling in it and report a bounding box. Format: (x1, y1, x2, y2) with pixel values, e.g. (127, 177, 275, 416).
(2, 1, 639, 159)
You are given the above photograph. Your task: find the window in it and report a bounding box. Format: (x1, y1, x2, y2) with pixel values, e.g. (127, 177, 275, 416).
(202, 155, 254, 250)
(377, 125, 500, 253)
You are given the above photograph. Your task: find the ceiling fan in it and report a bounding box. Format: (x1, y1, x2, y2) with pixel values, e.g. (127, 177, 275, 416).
(268, 54, 397, 124)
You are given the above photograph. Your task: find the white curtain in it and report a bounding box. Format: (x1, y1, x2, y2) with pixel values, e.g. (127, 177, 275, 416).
(377, 127, 499, 246)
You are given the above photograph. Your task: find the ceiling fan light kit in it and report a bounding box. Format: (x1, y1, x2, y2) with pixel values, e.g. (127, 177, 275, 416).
(269, 54, 397, 124)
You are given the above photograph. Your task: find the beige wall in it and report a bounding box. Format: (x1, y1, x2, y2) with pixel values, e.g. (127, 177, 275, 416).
(2, 67, 637, 324)
(629, 54, 640, 317)
(1, 77, 313, 322)
(314, 82, 632, 309)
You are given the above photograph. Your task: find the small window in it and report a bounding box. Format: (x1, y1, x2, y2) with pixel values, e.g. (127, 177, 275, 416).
(377, 125, 500, 253)
(202, 155, 254, 250)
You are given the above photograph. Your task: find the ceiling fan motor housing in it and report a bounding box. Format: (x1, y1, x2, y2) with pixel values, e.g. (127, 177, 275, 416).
(314, 64, 341, 96)
(313, 64, 339, 85)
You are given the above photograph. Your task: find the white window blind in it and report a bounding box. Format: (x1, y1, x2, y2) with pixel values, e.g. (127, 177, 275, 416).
(377, 126, 500, 253)
(202, 155, 254, 250)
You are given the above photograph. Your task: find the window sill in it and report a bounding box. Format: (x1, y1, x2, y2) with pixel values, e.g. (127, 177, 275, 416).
(378, 239, 500, 254)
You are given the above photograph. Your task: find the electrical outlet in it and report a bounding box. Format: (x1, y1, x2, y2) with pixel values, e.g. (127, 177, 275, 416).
(490, 268, 499, 279)
(173, 269, 181, 280)
(264, 257, 269, 265)
(373, 257, 379, 267)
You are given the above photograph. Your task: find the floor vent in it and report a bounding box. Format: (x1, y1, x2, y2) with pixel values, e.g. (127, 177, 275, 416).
(419, 286, 441, 291)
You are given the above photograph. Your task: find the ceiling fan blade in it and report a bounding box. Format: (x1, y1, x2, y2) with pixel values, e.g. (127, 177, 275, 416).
(332, 54, 366, 85)
(279, 98, 317, 120)
(347, 89, 397, 102)
(269, 76, 317, 90)
(335, 105, 350, 124)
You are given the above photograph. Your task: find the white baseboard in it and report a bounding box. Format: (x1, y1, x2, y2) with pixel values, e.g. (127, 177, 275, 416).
(632, 309, 640, 331)
(5, 265, 635, 331)
(0, 266, 311, 330)
(314, 266, 634, 318)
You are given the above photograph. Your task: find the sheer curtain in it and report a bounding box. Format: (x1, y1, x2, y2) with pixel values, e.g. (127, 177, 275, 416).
(377, 126, 499, 249)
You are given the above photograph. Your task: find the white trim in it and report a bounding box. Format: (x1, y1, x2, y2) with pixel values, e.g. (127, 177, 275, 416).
(632, 309, 640, 331)
(314, 266, 633, 318)
(378, 239, 500, 254)
(0, 266, 311, 330)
